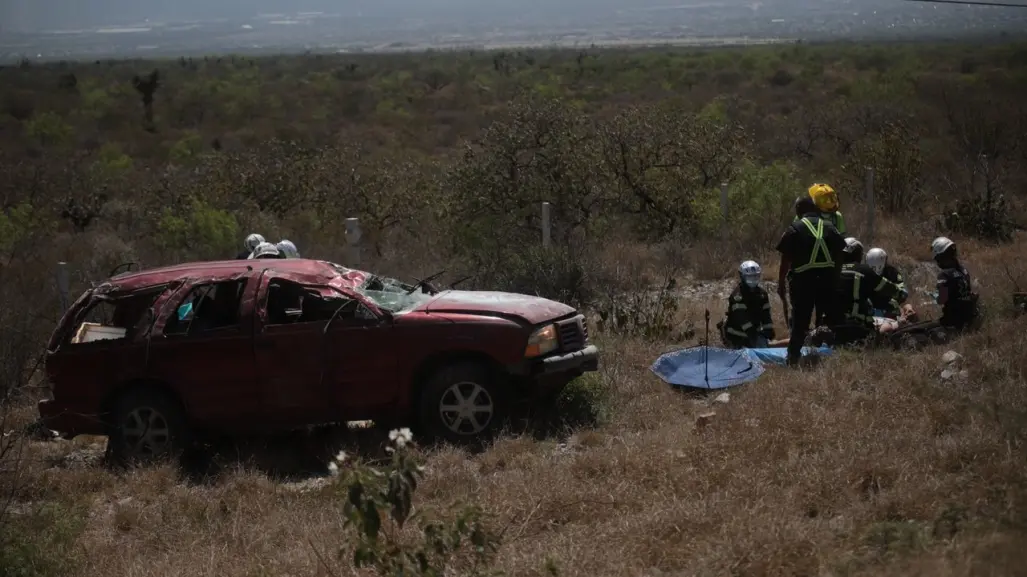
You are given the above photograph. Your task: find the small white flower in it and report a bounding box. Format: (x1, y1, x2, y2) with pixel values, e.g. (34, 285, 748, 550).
(327, 461, 339, 475)
(334, 450, 348, 464)
(388, 427, 413, 448)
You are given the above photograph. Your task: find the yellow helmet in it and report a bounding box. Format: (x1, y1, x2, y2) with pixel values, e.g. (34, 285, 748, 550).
(808, 183, 839, 212)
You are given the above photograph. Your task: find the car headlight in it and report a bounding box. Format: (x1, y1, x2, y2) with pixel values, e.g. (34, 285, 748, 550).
(524, 324, 558, 358)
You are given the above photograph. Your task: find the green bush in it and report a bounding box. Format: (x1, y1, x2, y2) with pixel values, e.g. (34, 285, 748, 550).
(694, 160, 801, 247)
(551, 373, 612, 431)
(325, 429, 501, 576)
(23, 111, 73, 148)
(155, 198, 240, 261)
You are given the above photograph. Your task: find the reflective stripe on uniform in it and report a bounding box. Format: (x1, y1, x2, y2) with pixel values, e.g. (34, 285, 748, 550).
(740, 322, 754, 331)
(762, 302, 772, 310)
(793, 218, 835, 273)
(726, 327, 748, 337)
(849, 270, 867, 321)
(731, 303, 747, 311)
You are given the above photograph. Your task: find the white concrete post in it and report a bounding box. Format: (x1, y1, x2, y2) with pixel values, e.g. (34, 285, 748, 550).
(344, 217, 361, 267)
(541, 201, 551, 248)
(56, 261, 70, 315)
(719, 182, 729, 240)
(865, 167, 875, 247)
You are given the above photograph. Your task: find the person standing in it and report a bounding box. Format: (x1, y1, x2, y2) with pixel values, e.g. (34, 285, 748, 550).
(794, 183, 846, 235)
(775, 196, 846, 367)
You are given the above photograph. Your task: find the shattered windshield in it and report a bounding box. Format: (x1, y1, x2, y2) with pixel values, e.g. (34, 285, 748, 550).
(328, 263, 434, 314)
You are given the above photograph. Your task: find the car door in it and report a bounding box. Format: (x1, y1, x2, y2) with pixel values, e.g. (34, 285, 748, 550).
(144, 276, 260, 431)
(321, 290, 400, 417)
(46, 287, 165, 412)
(252, 274, 339, 428)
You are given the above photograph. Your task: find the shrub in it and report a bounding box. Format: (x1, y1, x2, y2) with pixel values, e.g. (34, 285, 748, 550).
(593, 280, 681, 340)
(324, 429, 501, 576)
(550, 373, 612, 431)
(693, 159, 802, 248)
(155, 198, 240, 262)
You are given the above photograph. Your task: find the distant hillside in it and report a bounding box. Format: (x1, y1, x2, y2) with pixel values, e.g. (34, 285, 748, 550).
(1, 0, 1009, 33)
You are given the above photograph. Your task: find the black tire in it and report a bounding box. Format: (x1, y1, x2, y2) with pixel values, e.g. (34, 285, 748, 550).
(106, 386, 190, 468)
(416, 362, 509, 447)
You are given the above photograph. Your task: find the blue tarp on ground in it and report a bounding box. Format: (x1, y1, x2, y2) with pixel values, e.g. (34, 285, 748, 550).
(650, 346, 765, 390)
(744, 345, 833, 366)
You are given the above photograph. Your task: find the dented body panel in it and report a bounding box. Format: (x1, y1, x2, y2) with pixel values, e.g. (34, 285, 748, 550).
(416, 290, 577, 325)
(38, 259, 599, 440)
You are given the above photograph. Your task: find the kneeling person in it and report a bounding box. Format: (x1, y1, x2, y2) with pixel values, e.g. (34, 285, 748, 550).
(866, 247, 913, 321)
(719, 260, 775, 348)
(834, 259, 903, 344)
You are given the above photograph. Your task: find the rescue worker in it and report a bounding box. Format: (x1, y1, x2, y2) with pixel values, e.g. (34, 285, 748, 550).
(718, 260, 775, 349)
(887, 237, 980, 345)
(931, 237, 979, 331)
(842, 237, 864, 264)
(276, 239, 300, 259)
(865, 247, 913, 321)
(817, 236, 864, 327)
(793, 183, 847, 235)
(237, 233, 265, 259)
(775, 195, 846, 367)
(248, 241, 281, 260)
(833, 255, 904, 344)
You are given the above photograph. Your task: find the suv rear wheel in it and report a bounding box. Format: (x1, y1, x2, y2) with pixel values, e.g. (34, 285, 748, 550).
(107, 386, 190, 467)
(417, 362, 508, 446)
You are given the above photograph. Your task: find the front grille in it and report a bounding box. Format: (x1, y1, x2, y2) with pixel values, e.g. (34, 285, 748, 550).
(557, 315, 586, 352)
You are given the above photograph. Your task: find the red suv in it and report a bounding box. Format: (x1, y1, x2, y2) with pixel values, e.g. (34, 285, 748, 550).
(37, 259, 598, 463)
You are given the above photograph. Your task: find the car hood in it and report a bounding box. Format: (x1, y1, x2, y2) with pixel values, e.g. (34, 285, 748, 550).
(416, 290, 576, 324)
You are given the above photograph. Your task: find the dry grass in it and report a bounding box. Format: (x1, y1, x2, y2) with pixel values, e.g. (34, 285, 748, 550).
(3, 221, 1026, 577)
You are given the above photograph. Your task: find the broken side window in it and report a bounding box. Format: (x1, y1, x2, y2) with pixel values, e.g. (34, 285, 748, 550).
(264, 279, 372, 325)
(68, 290, 161, 345)
(164, 279, 247, 337)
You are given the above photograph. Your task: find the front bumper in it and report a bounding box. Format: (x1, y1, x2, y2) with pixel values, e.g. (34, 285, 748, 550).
(509, 344, 600, 378)
(37, 399, 103, 439)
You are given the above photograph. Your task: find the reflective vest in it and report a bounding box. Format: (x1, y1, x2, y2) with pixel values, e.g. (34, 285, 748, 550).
(793, 217, 835, 273)
(793, 210, 846, 235)
(841, 264, 895, 324)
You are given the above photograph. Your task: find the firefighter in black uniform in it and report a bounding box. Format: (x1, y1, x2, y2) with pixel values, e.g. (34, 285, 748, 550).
(833, 258, 903, 345)
(719, 260, 775, 348)
(866, 247, 912, 321)
(887, 237, 980, 345)
(775, 196, 846, 366)
(932, 237, 980, 331)
(841, 237, 863, 265)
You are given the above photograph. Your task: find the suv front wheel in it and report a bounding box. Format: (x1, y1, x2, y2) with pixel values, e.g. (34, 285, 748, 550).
(417, 362, 508, 446)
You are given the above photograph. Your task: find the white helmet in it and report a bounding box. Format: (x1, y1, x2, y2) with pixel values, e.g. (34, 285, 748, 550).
(843, 237, 863, 254)
(276, 239, 299, 258)
(245, 233, 265, 252)
(866, 248, 887, 275)
(248, 241, 280, 259)
(739, 260, 762, 288)
(931, 236, 955, 258)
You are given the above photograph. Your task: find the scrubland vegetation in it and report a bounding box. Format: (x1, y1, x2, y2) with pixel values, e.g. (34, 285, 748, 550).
(1, 41, 1027, 576)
